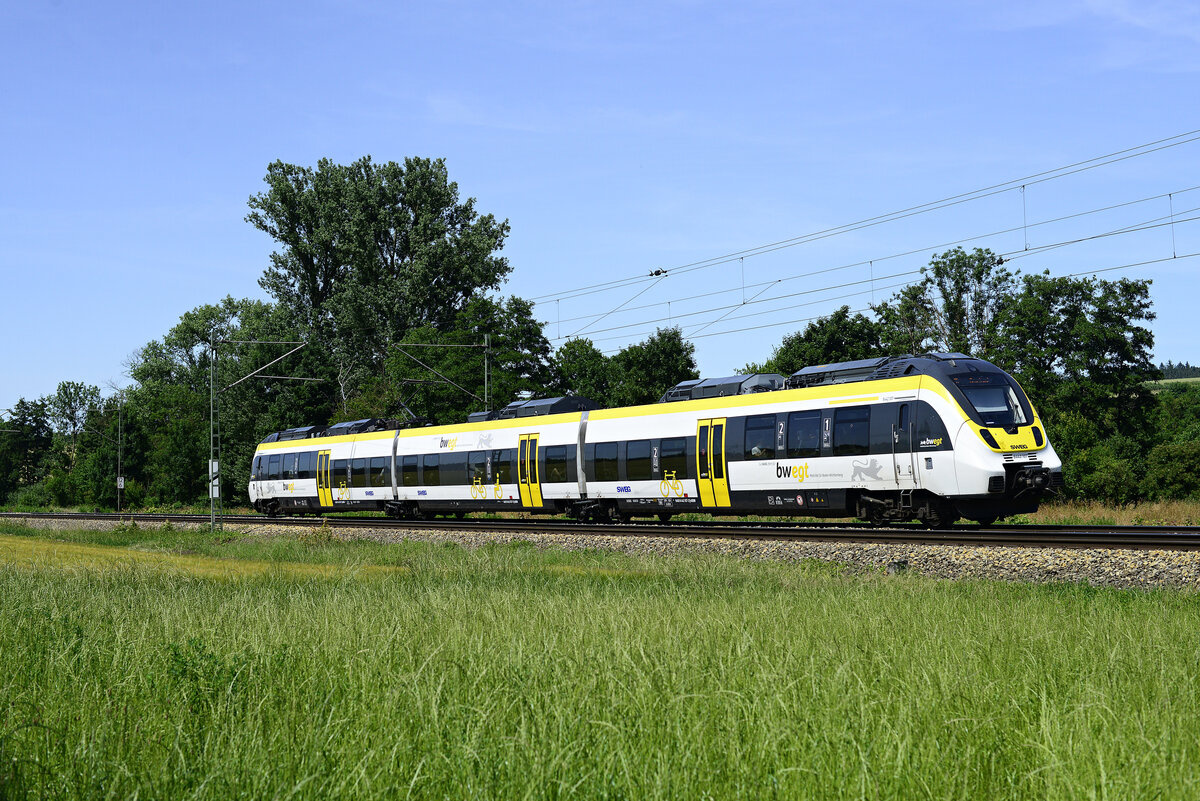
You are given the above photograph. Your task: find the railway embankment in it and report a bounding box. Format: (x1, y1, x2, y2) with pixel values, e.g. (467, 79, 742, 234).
(10, 515, 1200, 591)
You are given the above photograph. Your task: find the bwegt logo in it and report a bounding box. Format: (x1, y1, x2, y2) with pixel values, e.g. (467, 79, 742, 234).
(776, 463, 810, 483)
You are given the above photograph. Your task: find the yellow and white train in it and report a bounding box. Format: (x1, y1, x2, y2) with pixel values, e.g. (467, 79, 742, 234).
(248, 353, 1062, 527)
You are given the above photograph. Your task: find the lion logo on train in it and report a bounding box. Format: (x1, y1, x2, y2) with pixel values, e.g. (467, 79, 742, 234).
(850, 458, 884, 482)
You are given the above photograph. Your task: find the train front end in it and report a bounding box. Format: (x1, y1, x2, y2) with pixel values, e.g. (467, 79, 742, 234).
(931, 360, 1063, 523)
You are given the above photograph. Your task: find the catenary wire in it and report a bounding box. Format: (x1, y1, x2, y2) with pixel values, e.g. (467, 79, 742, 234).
(528, 130, 1200, 305)
(551, 212, 1199, 344)
(548, 184, 1200, 328)
(596, 252, 1199, 353)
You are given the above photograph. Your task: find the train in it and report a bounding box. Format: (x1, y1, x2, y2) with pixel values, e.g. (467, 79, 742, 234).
(248, 353, 1063, 527)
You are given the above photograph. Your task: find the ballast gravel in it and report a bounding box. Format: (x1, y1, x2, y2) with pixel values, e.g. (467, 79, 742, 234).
(10, 516, 1200, 590)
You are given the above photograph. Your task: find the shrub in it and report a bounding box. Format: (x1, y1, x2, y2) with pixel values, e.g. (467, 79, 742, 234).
(1063, 440, 1142, 505)
(1142, 441, 1200, 500)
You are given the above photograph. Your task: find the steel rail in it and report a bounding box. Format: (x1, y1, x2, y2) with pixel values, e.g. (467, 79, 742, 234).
(4, 511, 1200, 551)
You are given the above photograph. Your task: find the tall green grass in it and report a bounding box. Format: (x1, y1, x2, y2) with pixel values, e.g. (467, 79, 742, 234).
(1, 523, 1198, 799)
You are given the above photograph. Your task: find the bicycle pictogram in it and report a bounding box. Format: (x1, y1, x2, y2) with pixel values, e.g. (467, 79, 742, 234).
(659, 470, 684, 498)
(470, 477, 488, 499)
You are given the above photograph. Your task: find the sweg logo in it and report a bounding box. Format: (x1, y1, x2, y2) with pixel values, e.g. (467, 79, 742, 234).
(439, 436, 458, 450)
(617, 485, 631, 493)
(776, 463, 810, 482)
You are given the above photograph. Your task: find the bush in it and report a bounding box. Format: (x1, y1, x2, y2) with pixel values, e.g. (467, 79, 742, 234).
(5, 482, 55, 509)
(1142, 441, 1200, 500)
(1063, 439, 1142, 504)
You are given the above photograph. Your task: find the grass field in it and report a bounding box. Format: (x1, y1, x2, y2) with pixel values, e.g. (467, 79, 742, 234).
(2, 522, 1199, 799)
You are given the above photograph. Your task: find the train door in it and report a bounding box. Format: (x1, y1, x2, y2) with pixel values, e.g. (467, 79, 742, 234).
(316, 450, 332, 507)
(695, 418, 731, 508)
(518, 434, 543, 508)
(892, 404, 919, 489)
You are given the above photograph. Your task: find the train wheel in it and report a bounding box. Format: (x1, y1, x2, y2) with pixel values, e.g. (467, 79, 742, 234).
(921, 503, 958, 529)
(657, 513, 673, 522)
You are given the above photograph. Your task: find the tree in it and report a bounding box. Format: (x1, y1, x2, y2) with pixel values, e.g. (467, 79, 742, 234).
(996, 273, 1158, 441)
(609, 327, 699, 407)
(873, 247, 1016, 359)
(758, 306, 883, 375)
(369, 296, 554, 426)
(551, 338, 613, 403)
(0, 398, 52, 499)
(871, 283, 939, 356)
(246, 157, 512, 400)
(48, 381, 100, 468)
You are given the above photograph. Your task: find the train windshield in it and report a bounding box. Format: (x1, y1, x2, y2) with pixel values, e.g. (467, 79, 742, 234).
(950, 373, 1030, 427)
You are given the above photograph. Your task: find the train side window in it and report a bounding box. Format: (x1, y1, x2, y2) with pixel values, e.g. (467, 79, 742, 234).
(370, 456, 389, 487)
(712, 424, 725, 479)
(468, 451, 486, 483)
(332, 459, 348, 486)
(833, 407, 871, 456)
(595, 442, 618, 481)
(253, 456, 263, 480)
(724, 417, 745, 461)
(401, 455, 418, 486)
(297, 451, 314, 480)
(442, 453, 467, 485)
(744, 415, 775, 459)
(566, 444, 578, 483)
(786, 411, 820, 458)
(351, 458, 367, 488)
(898, 403, 910, 431)
(661, 437, 688, 479)
(282, 452, 297, 480)
(492, 450, 513, 483)
(544, 446, 569, 483)
(422, 454, 440, 486)
(626, 440, 652, 480)
(267, 454, 281, 479)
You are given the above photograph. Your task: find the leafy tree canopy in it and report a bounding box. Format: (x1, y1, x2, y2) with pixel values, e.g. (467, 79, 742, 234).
(609, 327, 699, 407)
(757, 306, 883, 375)
(247, 156, 511, 381)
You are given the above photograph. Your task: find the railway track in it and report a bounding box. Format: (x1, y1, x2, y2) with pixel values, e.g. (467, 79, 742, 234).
(4, 511, 1200, 551)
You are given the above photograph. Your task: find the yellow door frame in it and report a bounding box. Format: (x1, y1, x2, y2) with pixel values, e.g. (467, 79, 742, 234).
(317, 450, 332, 508)
(696, 418, 730, 508)
(518, 434, 542, 508)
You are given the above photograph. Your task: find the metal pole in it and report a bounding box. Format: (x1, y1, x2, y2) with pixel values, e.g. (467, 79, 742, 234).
(209, 337, 216, 533)
(117, 394, 123, 513)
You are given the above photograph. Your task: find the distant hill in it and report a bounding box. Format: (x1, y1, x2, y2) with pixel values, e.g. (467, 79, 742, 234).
(1160, 361, 1200, 379)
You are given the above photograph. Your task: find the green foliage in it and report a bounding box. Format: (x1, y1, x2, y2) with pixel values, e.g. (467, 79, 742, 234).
(1062, 436, 1144, 504)
(609, 327, 699, 406)
(0, 398, 52, 498)
(365, 296, 553, 424)
(247, 156, 511, 395)
(871, 247, 1016, 359)
(1159, 360, 1200, 379)
(1142, 441, 1200, 500)
(759, 305, 883, 374)
(551, 337, 612, 402)
(549, 328, 699, 408)
(1152, 383, 1200, 444)
(999, 273, 1159, 442)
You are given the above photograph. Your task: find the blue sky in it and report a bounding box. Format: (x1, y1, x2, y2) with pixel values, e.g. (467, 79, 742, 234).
(2, 0, 1199, 413)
